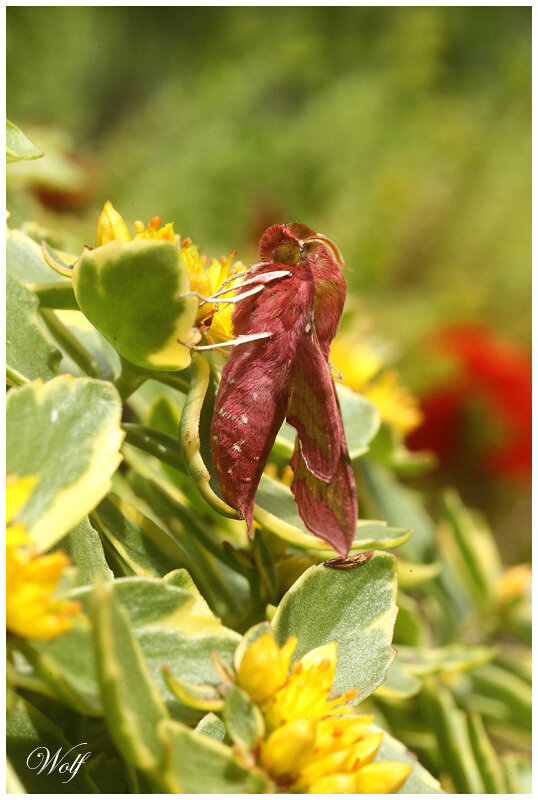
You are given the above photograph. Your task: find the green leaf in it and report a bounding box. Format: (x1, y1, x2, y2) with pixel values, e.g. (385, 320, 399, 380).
(72, 239, 199, 371)
(7, 376, 124, 551)
(375, 661, 422, 699)
(469, 663, 531, 732)
(6, 698, 98, 792)
(223, 686, 265, 751)
(396, 644, 493, 677)
(254, 472, 410, 553)
(359, 460, 436, 561)
(502, 753, 532, 794)
(7, 119, 43, 162)
(372, 725, 443, 794)
(421, 679, 484, 793)
(18, 572, 240, 720)
(91, 494, 188, 578)
(195, 712, 227, 743)
(367, 421, 436, 477)
(157, 718, 269, 793)
(467, 711, 507, 793)
(6, 272, 62, 385)
(272, 552, 398, 702)
(441, 490, 502, 604)
(179, 352, 242, 517)
(163, 668, 225, 712)
(7, 227, 64, 284)
(55, 516, 113, 586)
(6, 758, 26, 794)
(90, 578, 169, 776)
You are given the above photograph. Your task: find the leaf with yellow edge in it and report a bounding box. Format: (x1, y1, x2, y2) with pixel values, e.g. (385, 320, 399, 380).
(272, 553, 398, 702)
(72, 239, 199, 371)
(90, 577, 169, 776)
(371, 725, 443, 793)
(254, 473, 411, 554)
(7, 375, 124, 551)
(157, 718, 269, 793)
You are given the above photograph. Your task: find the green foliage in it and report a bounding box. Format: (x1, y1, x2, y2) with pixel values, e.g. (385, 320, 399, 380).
(273, 554, 398, 701)
(6, 119, 43, 163)
(5, 13, 530, 784)
(73, 240, 198, 371)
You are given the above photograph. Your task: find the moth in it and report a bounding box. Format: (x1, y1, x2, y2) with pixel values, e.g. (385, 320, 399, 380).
(207, 222, 358, 556)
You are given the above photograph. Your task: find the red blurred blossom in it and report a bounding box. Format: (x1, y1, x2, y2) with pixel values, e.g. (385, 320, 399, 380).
(407, 324, 531, 479)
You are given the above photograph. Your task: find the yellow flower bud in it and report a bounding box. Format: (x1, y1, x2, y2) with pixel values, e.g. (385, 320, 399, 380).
(236, 632, 295, 705)
(261, 718, 317, 777)
(353, 761, 413, 794)
(96, 201, 131, 247)
(307, 772, 359, 793)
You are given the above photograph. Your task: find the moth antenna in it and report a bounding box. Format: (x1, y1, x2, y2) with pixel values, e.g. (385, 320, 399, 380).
(178, 332, 272, 351)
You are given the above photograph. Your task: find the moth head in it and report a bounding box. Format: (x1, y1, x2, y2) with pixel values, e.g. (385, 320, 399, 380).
(259, 222, 346, 269)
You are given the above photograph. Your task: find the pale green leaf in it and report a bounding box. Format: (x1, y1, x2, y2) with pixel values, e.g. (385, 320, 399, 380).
(6, 119, 43, 162)
(72, 239, 198, 371)
(273, 552, 398, 702)
(7, 376, 124, 551)
(372, 725, 443, 794)
(254, 472, 410, 553)
(6, 698, 97, 793)
(157, 718, 269, 793)
(7, 272, 61, 384)
(90, 578, 169, 775)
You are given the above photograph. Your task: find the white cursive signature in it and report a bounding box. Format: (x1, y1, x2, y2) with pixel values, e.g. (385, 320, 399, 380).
(26, 743, 91, 784)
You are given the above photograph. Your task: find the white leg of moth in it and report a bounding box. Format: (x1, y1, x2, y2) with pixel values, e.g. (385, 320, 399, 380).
(178, 332, 273, 351)
(209, 270, 291, 300)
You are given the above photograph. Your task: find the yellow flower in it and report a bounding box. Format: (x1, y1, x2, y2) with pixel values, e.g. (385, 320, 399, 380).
(95, 200, 131, 246)
(7, 477, 79, 641)
(496, 564, 531, 605)
(95, 201, 179, 247)
(190, 250, 245, 342)
(94, 202, 242, 340)
(363, 370, 423, 436)
(236, 632, 297, 705)
(330, 337, 423, 437)
(237, 631, 413, 793)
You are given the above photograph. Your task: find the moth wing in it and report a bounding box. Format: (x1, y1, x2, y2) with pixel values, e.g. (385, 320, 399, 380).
(211, 337, 289, 531)
(291, 441, 358, 557)
(286, 330, 343, 482)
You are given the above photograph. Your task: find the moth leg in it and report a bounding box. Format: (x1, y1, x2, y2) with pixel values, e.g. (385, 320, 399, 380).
(178, 332, 273, 351)
(209, 270, 291, 300)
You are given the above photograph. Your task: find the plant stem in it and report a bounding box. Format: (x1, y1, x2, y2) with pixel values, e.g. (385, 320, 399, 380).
(114, 357, 148, 401)
(29, 281, 78, 309)
(151, 369, 191, 394)
(40, 308, 101, 378)
(121, 424, 186, 473)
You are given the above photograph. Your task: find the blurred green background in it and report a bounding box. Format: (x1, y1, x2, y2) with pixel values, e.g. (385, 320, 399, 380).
(7, 7, 531, 344)
(7, 6, 531, 551)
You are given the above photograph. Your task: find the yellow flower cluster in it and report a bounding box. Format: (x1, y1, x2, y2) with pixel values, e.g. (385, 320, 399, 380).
(7, 477, 79, 641)
(95, 201, 243, 341)
(236, 632, 412, 793)
(330, 337, 423, 437)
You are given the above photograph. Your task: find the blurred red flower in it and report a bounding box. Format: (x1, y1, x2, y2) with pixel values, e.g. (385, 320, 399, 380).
(407, 324, 531, 479)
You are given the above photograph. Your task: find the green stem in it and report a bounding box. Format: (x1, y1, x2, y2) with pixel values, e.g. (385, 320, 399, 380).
(40, 308, 102, 378)
(29, 281, 78, 309)
(114, 357, 148, 401)
(122, 424, 187, 473)
(151, 369, 191, 394)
